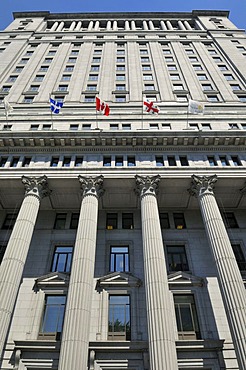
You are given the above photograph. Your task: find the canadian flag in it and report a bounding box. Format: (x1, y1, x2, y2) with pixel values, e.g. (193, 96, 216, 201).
(143, 98, 160, 114)
(96, 97, 110, 116)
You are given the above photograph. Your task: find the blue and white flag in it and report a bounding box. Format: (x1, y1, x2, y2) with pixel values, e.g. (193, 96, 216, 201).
(50, 98, 63, 114)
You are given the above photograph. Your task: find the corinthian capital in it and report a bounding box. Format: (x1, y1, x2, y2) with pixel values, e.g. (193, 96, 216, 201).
(78, 175, 104, 198)
(135, 175, 160, 198)
(189, 174, 217, 197)
(22, 175, 51, 200)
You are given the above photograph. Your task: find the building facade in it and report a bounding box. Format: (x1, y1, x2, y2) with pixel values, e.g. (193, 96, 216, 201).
(0, 10, 246, 370)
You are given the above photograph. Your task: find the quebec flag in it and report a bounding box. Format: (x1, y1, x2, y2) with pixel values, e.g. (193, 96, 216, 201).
(50, 98, 63, 114)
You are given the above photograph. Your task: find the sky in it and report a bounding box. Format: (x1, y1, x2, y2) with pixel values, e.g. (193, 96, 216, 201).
(0, 0, 245, 31)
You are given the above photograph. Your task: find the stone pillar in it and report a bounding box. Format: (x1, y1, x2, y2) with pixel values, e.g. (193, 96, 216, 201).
(143, 20, 148, 30)
(125, 21, 130, 30)
(94, 21, 100, 31)
(88, 21, 93, 31)
(166, 20, 173, 30)
(149, 20, 155, 30)
(0, 176, 51, 358)
(50, 21, 58, 32)
(178, 20, 186, 30)
(69, 21, 76, 31)
(56, 21, 64, 32)
(75, 21, 82, 31)
(58, 175, 104, 370)
(160, 20, 167, 30)
(189, 175, 246, 370)
(135, 175, 178, 370)
(184, 20, 192, 30)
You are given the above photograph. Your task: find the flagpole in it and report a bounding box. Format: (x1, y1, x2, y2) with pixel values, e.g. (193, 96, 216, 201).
(141, 93, 144, 130)
(49, 94, 54, 130)
(96, 96, 98, 129)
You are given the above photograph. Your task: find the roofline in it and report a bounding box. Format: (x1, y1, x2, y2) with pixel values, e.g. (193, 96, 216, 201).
(13, 10, 230, 20)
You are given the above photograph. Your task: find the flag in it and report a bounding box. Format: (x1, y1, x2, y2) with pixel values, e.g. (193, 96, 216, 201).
(50, 98, 63, 114)
(188, 99, 204, 114)
(143, 98, 160, 114)
(3, 98, 13, 116)
(96, 97, 110, 116)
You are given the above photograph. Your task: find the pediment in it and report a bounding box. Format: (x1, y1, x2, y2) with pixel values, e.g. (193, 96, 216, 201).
(35, 271, 70, 288)
(97, 272, 142, 288)
(168, 271, 203, 287)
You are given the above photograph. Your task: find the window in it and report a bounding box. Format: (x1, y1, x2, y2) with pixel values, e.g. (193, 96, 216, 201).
(142, 65, 151, 71)
(58, 85, 68, 91)
(106, 213, 117, 229)
(176, 95, 188, 102)
(88, 74, 98, 81)
(180, 156, 189, 166)
(64, 66, 74, 72)
(173, 213, 186, 229)
(193, 65, 203, 71)
(0, 157, 8, 167)
(61, 75, 71, 81)
(19, 58, 29, 64)
(54, 213, 67, 229)
(141, 57, 150, 62)
(110, 124, 119, 130)
(116, 84, 126, 91)
(70, 124, 78, 130)
(68, 58, 77, 63)
(231, 84, 241, 91)
(0, 245, 6, 264)
(48, 51, 56, 56)
(143, 74, 153, 80)
(117, 50, 125, 55)
(7, 76, 17, 82)
(207, 95, 219, 102)
(10, 157, 19, 167)
(185, 49, 194, 54)
(208, 49, 217, 55)
(208, 156, 217, 166)
(162, 123, 171, 129)
(115, 156, 123, 166)
(189, 57, 198, 62)
(116, 57, 125, 63)
(167, 245, 189, 271)
(110, 246, 129, 272)
(173, 84, 184, 90)
(174, 295, 201, 340)
(231, 156, 241, 166)
(40, 296, 66, 338)
(51, 246, 73, 272)
(62, 157, 71, 167)
(231, 244, 246, 271)
(219, 156, 229, 166)
(23, 96, 34, 103)
(160, 213, 170, 229)
(213, 57, 222, 63)
(167, 65, 177, 71)
(22, 157, 31, 167)
(71, 50, 79, 55)
(144, 84, 155, 90)
(224, 74, 234, 81)
(140, 49, 148, 55)
(116, 65, 125, 71)
(223, 212, 238, 229)
(2, 214, 17, 230)
(75, 157, 83, 167)
(92, 57, 101, 63)
(197, 74, 208, 80)
(29, 85, 39, 92)
(229, 123, 238, 129)
(116, 74, 125, 81)
(103, 156, 111, 167)
(202, 84, 213, 91)
(149, 123, 159, 130)
(1, 86, 11, 92)
(239, 96, 246, 102)
(84, 96, 95, 102)
(201, 123, 211, 130)
(108, 295, 130, 340)
(44, 58, 53, 64)
(50, 157, 59, 167)
(168, 156, 176, 166)
(127, 156, 135, 166)
(122, 123, 131, 130)
(165, 57, 174, 62)
(115, 95, 126, 102)
(156, 156, 164, 166)
(219, 65, 228, 71)
(163, 49, 171, 54)
(14, 67, 24, 73)
(122, 213, 134, 229)
(34, 75, 44, 81)
(82, 124, 91, 130)
(170, 74, 180, 80)
(3, 124, 12, 130)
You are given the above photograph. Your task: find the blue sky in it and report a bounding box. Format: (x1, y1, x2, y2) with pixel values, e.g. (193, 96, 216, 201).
(0, 0, 245, 30)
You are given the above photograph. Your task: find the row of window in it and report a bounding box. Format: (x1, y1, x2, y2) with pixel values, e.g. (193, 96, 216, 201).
(0, 154, 243, 169)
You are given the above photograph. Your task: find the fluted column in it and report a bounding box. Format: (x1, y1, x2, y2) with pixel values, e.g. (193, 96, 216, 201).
(160, 20, 167, 30)
(143, 20, 148, 30)
(125, 21, 130, 30)
(184, 20, 192, 30)
(135, 175, 178, 370)
(166, 20, 173, 30)
(58, 175, 104, 370)
(50, 22, 58, 32)
(88, 21, 93, 31)
(0, 176, 51, 358)
(75, 21, 82, 31)
(189, 175, 246, 370)
(178, 20, 186, 30)
(56, 21, 64, 32)
(69, 21, 76, 31)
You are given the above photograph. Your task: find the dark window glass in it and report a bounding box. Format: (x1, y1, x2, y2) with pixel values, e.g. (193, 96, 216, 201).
(63, 157, 71, 167)
(75, 157, 83, 167)
(51, 157, 59, 167)
(10, 157, 19, 167)
(108, 295, 131, 340)
(173, 213, 186, 229)
(0, 245, 6, 264)
(40, 295, 66, 337)
(0, 157, 8, 167)
(180, 156, 189, 166)
(2, 213, 17, 230)
(54, 213, 67, 229)
(174, 295, 201, 340)
(167, 245, 189, 272)
(51, 246, 73, 272)
(168, 156, 176, 166)
(223, 212, 238, 229)
(208, 156, 217, 166)
(106, 213, 117, 229)
(22, 157, 31, 167)
(115, 156, 123, 166)
(110, 246, 129, 272)
(156, 156, 164, 166)
(220, 156, 229, 166)
(127, 156, 135, 167)
(103, 156, 111, 167)
(231, 156, 241, 166)
(231, 244, 246, 271)
(70, 213, 79, 229)
(122, 213, 134, 229)
(159, 213, 170, 229)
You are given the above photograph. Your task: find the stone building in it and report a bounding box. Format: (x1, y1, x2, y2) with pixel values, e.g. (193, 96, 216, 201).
(0, 10, 245, 370)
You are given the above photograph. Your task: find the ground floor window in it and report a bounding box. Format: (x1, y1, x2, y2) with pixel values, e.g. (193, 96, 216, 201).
(174, 294, 201, 340)
(39, 295, 66, 339)
(108, 295, 131, 340)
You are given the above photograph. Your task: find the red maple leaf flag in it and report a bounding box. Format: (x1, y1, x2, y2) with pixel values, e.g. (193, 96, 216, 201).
(143, 98, 160, 114)
(96, 97, 110, 116)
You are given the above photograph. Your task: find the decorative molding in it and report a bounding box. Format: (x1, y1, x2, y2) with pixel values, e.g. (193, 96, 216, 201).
(168, 271, 204, 287)
(135, 174, 160, 198)
(78, 175, 104, 198)
(97, 271, 142, 288)
(22, 175, 51, 199)
(188, 174, 217, 197)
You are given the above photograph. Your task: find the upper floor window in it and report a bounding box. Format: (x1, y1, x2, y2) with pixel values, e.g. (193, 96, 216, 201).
(159, 213, 170, 229)
(54, 213, 67, 229)
(108, 295, 131, 340)
(156, 156, 164, 167)
(2, 213, 17, 230)
(174, 294, 201, 340)
(106, 213, 118, 229)
(122, 213, 134, 229)
(70, 213, 79, 228)
(173, 213, 186, 229)
(50, 157, 59, 167)
(231, 244, 246, 271)
(223, 212, 238, 229)
(51, 246, 73, 273)
(110, 246, 129, 272)
(231, 156, 241, 166)
(167, 245, 189, 272)
(68, 58, 77, 63)
(208, 156, 217, 166)
(39, 296, 66, 339)
(127, 156, 135, 166)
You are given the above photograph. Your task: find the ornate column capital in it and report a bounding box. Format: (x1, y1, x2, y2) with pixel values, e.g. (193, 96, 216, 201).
(135, 175, 160, 199)
(78, 175, 104, 199)
(189, 174, 217, 197)
(22, 175, 51, 200)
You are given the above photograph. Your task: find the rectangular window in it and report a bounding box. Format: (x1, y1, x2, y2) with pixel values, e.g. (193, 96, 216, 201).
(68, 58, 77, 63)
(22, 157, 31, 167)
(167, 65, 177, 71)
(3, 124, 12, 131)
(173, 84, 184, 90)
(23, 96, 34, 103)
(58, 85, 68, 91)
(110, 124, 119, 130)
(51, 157, 59, 167)
(167, 245, 189, 272)
(110, 246, 129, 272)
(198, 74, 208, 80)
(116, 84, 126, 91)
(219, 65, 228, 71)
(64, 66, 74, 72)
(122, 123, 131, 130)
(142, 65, 151, 71)
(207, 95, 219, 102)
(115, 156, 123, 166)
(168, 156, 176, 166)
(144, 84, 155, 90)
(116, 57, 125, 63)
(75, 157, 83, 167)
(10, 157, 19, 167)
(224, 74, 234, 80)
(61, 75, 71, 81)
(231, 244, 246, 271)
(70, 124, 78, 130)
(231, 84, 241, 91)
(180, 156, 189, 166)
(43, 124, 51, 130)
(201, 123, 211, 130)
(34, 75, 44, 81)
(70, 213, 79, 229)
(82, 124, 91, 130)
(159, 213, 170, 229)
(54, 213, 67, 229)
(91, 65, 100, 71)
(115, 95, 126, 102)
(127, 156, 135, 167)
(106, 213, 117, 229)
(116, 74, 125, 81)
(223, 212, 238, 229)
(193, 65, 203, 71)
(156, 156, 164, 166)
(122, 213, 134, 229)
(173, 213, 186, 229)
(84, 96, 95, 102)
(51, 246, 73, 272)
(231, 156, 241, 166)
(0, 157, 8, 167)
(2, 214, 17, 230)
(108, 295, 130, 340)
(103, 156, 111, 167)
(40, 296, 66, 337)
(86, 84, 97, 91)
(174, 295, 201, 340)
(208, 156, 217, 166)
(220, 156, 229, 166)
(143, 74, 153, 80)
(116, 65, 125, 71)
(63, 157, 71, 167)
(88, 74, 98, 81)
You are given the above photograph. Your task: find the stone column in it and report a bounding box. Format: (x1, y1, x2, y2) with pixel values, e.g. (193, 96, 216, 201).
(58, 175, 104, 370)
(0, 176, 51, 358)
(189, 175, 246, 370)
(135, 175, 178, 370)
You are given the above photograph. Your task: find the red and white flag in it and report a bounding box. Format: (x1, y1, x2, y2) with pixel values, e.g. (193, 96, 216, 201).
(143, 98, 160, 114)
(96, 97, 110, 116)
